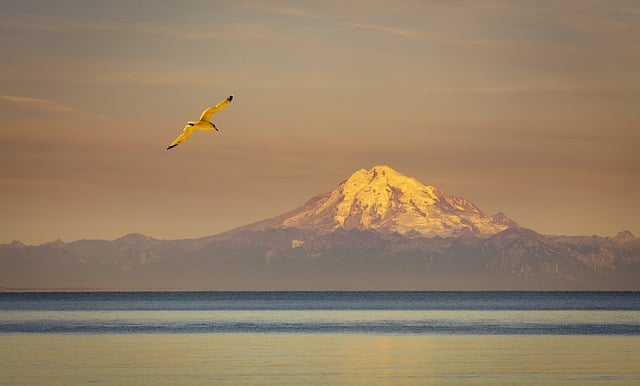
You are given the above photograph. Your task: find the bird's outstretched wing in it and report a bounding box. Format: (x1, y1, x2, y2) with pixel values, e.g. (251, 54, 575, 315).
(166, 125, 195, 150)
(199, 95, 233, 121)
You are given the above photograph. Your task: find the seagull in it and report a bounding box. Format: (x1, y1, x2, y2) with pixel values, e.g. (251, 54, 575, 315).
(166, 95, 233, 150)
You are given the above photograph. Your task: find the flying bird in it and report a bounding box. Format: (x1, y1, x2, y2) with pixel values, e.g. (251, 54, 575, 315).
(166, 95, 233, 150)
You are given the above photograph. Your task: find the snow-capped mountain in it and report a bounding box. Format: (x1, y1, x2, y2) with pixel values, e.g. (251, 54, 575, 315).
(244, 165, 516, 237)
(2, 164, 639, 290)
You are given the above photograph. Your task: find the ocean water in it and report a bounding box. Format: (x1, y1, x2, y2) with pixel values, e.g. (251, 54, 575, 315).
(1, 291, 639, 385)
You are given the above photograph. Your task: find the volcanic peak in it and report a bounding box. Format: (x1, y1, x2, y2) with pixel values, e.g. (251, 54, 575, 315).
(334, 165, 438, 227)
(272, 165, 515, 237)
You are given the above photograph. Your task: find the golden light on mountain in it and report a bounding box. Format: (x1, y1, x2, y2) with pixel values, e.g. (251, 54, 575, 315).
(245, 166, 516, 237)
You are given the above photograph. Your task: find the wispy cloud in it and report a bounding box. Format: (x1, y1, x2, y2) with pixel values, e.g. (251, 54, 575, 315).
(343, 22, 497, 47)
(345, 22, 418, 39)
(0, 14, 297, 46)
(242, 3, 309, 18)
(424, 78, 640, 96)
(1, 95, 81, 114)
(0, 95, 104, 118)
(0, 15, 220, 40)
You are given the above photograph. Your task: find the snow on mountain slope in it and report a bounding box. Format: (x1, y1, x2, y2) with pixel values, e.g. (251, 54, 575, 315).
(245, 165, 516, 237)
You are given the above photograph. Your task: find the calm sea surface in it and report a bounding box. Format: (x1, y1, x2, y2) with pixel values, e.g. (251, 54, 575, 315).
(1, 291, 639, 385)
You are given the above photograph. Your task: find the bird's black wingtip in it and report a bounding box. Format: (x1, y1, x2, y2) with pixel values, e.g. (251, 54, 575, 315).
(166, 144, 177, 150)
(228, 95, 233, 101)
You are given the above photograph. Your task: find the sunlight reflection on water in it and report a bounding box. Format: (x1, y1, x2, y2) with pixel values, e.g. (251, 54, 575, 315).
(1, 333, 639, 385)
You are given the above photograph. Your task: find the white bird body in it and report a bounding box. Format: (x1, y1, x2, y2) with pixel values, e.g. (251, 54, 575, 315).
(166, 95, 233, 150)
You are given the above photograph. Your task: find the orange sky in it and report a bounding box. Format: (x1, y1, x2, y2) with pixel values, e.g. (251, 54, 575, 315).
(1, 1, 639, 244)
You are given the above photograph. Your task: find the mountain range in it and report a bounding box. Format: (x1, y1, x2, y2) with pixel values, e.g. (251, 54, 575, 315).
(1, 165, 638, 290)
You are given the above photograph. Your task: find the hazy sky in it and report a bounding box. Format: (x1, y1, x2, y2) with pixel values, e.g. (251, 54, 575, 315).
(1, 0, 639, 245)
